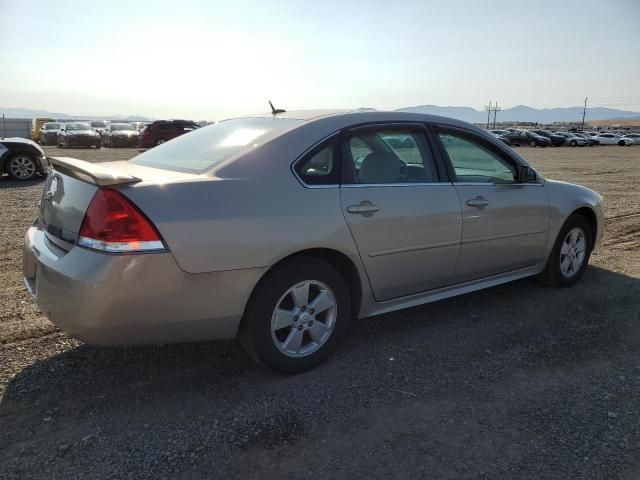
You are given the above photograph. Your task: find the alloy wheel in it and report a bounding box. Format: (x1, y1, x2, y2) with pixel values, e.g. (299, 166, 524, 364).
(559, 227, 586, 278)
(270, 280, 337, 358)
(9, 156, 36, 179)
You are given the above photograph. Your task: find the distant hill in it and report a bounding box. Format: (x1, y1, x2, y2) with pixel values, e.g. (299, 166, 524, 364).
(0, 107, 151, 122)
(396, 104, 640, 123)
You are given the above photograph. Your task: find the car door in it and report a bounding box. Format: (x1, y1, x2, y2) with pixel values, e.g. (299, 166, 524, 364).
(339, 124, 462, 301)
(435, 126, 550, 283)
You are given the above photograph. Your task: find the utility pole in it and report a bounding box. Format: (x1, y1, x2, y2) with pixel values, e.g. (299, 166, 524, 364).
(492, 102, 502, 128)
(581, 97, 588, 131)
(484, 100, 493, 129)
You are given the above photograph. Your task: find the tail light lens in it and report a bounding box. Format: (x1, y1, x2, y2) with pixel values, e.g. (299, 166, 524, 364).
(78, 188, 165, 253)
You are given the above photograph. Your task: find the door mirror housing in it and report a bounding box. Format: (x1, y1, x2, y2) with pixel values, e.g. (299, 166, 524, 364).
(517, 165, 538, 183)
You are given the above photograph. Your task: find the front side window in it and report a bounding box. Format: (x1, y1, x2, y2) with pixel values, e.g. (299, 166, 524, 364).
(438, 132, 516, 184)
(345, 129, 438, 184)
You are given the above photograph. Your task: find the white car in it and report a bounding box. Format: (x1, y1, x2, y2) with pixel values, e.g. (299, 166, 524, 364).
(554, 132, 588, 147)
(593, 133, 634, 146)
(622, 133, 640, 145)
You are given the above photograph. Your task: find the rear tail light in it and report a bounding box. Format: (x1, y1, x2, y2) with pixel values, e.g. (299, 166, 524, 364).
(78, 188, 165, 253)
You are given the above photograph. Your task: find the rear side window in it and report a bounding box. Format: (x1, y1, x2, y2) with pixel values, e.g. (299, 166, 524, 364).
(438, 131, 516, 184)
(294, 142, 339, 186)
(131, 117, 303, 173)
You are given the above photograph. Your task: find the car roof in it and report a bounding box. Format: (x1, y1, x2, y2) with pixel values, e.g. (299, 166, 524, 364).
(225, 109, 487, 133)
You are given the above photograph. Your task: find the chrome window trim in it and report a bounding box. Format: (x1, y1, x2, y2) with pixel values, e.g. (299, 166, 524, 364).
(342, 182, 453, 188)
(452, 182, 544, 187)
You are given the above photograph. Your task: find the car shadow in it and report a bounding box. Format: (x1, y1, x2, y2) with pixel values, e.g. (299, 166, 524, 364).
(1, 264, 639, 476)
(0, 175, 45, 189)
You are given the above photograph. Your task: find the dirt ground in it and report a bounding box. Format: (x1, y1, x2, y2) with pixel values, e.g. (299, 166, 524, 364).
(1, 144, 639, 479)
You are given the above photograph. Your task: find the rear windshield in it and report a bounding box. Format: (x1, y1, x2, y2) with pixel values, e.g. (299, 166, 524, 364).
(91, 121, 107, 127)
(131, 117, 303, 173)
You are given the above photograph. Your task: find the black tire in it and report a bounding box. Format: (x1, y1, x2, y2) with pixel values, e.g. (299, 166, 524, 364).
(6, 154, 38, 180)
(618, 140, 626, 146)
(569, 140, 577, 147)
(156, 139, 166, 146)
(529, 140, 537, 147)
(539, 214, 593, 287)
(239, 257, 351, 374)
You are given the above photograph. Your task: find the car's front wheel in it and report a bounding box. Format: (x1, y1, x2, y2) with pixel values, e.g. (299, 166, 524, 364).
(618, 140, 626, 146)
(7, 154, 38, 180)
(240, 257, 351, 374)
(539, 214, 592, 287)
(529, 140, 536, 147)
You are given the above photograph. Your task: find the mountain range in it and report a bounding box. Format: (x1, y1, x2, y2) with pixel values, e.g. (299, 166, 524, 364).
(396, 105, 640, 123)
(0, 107, 152, 122)
(2, 105, 639, 124)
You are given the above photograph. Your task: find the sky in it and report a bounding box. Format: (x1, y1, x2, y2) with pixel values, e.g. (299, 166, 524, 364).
(1, 0, 639, 120)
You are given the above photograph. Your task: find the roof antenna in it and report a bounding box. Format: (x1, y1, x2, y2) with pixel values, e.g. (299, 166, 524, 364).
(269, 100, 286, 116)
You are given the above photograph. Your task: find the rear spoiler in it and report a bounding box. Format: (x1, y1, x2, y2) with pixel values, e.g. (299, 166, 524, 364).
(47, 157, 141, 186)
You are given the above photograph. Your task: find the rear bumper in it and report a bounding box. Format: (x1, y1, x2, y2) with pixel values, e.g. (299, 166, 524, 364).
(23, 224, 266, 346)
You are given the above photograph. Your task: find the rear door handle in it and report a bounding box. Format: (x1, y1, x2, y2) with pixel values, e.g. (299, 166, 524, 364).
(466, 196, 489, 208)
(347, 202, 379, 216)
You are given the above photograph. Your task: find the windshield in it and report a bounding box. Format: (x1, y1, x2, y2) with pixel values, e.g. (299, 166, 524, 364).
(111, 124, 134, 131)
(43, 123, 60, 130)
(91, 121, 107, 128)
(67, 123, 91, 131)
(131, 117, 303, 173)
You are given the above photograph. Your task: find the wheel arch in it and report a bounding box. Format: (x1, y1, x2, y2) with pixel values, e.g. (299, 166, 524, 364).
(239, 248, 363, 335)
(569, 206, 598, 247)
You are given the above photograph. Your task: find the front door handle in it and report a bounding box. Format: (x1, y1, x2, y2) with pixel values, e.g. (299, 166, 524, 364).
(347, 201, 379, 216)
(466, 196, 489, 208)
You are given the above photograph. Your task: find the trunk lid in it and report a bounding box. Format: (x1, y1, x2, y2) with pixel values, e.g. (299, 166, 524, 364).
(39, 157, 196, 250)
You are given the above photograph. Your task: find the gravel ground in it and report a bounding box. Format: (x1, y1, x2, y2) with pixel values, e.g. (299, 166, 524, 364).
(1, 145, 639, 479)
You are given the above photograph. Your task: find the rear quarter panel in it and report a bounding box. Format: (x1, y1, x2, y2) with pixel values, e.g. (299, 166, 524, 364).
(122, 145, 360, 274)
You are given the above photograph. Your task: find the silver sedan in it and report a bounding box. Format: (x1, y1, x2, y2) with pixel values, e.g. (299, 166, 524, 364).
(23, 110, 604, 373)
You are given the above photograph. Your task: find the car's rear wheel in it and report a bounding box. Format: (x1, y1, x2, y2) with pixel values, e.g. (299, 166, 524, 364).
(618, 140, 626, 146)
(529, 140, 536, 147)
(7, 154, 38, 180)
(539, 214, 592, 287)
(240, 257, 351, 374)
(569, 140, 577, 147)
(156, 139, 166, 146)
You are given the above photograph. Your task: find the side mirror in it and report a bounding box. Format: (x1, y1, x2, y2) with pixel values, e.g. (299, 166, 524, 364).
(517, 165, 538, 183)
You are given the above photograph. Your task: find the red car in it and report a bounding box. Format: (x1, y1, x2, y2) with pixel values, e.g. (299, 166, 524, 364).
(139, 120, 199, 148)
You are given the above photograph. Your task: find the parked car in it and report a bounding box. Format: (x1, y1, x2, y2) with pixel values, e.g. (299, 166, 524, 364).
(39, 122, 61, 146)
(102, 123, 140, 147)
(0, 137, 47, 180)
(31, 117, 56, 142)
(24, 110, 604, 373)
(503, 130, 551, 147)
(129, 121, 148, 132)
(572, 132, 599, 146)
(139, 120, 199, 148)
(554, 132, 588, 147)
(90, 120, 109, 135)
(592, 133, 634, 146)
(530, 129, 566, 147)
(488, 129, 511, 136)
(622, 133, 640, 144)
(485, 130, 512, 145)
(57, 122, 102, 148)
